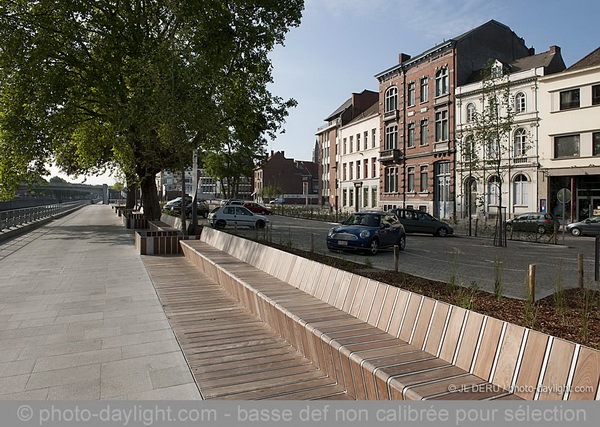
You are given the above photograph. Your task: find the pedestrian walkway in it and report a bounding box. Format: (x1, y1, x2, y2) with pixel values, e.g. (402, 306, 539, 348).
(0, 205, 201, 400)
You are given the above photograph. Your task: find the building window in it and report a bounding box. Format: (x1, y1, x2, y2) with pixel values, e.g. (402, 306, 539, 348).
(420, 166, 428, 192)
(513, 174, 528, 206)
(364, 159, 369, 179)
(487, 135, 500, 159)
(372, 157, 377, 178)
(364, 131, 369, 149)
(515, 92, 526, 113)
(356, 160, 360, 179)
(594, 133, 600, 156)
(407, 82, 416, 106)
(343, 138, 347, 155)
(435, 68, 448, 97)
(407, 167, 415, 192)
(371, 187, 377, 208)
(420, 77, 428, 102)
(363, 187, 369, 207)
(593, 85, 600, 106)
(349, 189, 354, 207)
(385, 125, 398, 150)
(349, 136, 353, 153)
(372, 129, 376, 148)
(420, 119, 428, 146)
(462, 135, 474, 161)
(435, 110, 448, 142)
(487, 176, 500, 206)
(408, 123, 415, 148)
(342, 189, 347, 206)
(349, 162, 353, 180)
(466, 103, 476, 122)
(384, 167, 398, 193)
(514, 128, 527, 157)
(385, 86, 398, 112)
(554, 134, 580, 158)
(560, 89, 580, 110)
(356, 133, 361, 151)
(342, 163, 347, 181)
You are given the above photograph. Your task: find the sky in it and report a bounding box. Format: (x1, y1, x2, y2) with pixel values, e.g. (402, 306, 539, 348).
(53, 0, 600, 185)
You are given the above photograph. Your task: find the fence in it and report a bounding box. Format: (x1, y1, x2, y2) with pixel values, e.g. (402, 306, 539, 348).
(0, 201, 87, 232)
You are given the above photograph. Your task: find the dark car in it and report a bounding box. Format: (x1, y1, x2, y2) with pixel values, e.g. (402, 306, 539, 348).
(389, 208, 453, 237)
(566, 216, 600, 237)
(326, 211, 406, 255)
(165, 198, 209, 218)
(505, 212, 559, 234)
(243, 202, 273, 215)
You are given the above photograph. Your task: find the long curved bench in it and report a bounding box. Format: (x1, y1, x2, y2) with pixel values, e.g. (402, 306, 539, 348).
(179, 228, 599, 400)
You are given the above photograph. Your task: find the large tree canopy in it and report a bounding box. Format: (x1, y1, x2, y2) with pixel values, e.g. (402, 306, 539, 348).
(0, 0, 303, 218)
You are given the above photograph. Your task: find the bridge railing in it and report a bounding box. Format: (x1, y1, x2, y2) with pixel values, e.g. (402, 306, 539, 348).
(0, 201, 87, 232)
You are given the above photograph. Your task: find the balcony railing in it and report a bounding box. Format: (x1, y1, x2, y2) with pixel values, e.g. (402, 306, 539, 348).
(379, 148, 402, 163)
(383, 109, 398, 121)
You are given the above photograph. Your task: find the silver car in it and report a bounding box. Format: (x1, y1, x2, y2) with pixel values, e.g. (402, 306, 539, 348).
(208, 206, 269, 229)
(566, 216, 600, 237)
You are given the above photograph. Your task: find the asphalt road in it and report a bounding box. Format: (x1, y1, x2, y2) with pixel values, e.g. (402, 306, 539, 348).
(226, 214, 599, 300)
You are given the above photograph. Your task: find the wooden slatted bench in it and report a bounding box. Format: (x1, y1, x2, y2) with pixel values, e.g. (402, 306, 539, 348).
(179, 228, 600, 401)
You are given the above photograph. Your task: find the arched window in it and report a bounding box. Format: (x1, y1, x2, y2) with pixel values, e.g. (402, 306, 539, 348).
(487, 176, 500, 206)
(435, 68, 448, 97)
(514, 128, 527, 157)
(515, 92, 526, 113)
(466, 103, 476, 122)
(385, 86, 398, 112)
(513, 174, 529, 205)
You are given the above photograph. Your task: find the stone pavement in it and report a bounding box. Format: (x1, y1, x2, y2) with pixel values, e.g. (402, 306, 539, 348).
(0, 205, 201, 400)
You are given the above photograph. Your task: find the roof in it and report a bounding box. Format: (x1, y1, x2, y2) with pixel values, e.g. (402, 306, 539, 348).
(567, 47, 600, 71)
(324, 98, 351, 122)
(375, 20, 514, 79)
(344, 101, 379, 126)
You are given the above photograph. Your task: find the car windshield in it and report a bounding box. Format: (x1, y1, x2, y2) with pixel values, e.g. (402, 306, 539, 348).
(345, 214, 380, 227)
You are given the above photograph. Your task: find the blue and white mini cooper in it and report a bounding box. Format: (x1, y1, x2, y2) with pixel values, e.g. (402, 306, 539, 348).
(326, 211, 406, 255)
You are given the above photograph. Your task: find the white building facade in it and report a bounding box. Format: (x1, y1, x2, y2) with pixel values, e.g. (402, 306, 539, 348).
(538, 48, 600, 221)
(455, 47, 566, 219)
(339, 107, 380, 213)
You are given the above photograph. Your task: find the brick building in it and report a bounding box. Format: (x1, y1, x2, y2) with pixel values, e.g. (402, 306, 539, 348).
(254, 151, 319, 203)
(375, 20, 532, 218)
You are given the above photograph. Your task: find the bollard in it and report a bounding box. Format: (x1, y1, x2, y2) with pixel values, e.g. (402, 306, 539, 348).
(578, 253, 584, 289)
(310, 234, 314, 253)
(394, 245, 399, 272)
(528, 264, 536, 302)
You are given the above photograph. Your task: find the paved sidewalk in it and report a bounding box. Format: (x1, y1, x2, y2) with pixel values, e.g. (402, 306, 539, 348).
(0, 205, 201, 400)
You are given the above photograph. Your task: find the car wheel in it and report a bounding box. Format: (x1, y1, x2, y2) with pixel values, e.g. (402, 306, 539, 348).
(368, 238, 379, 255)
(215, 219, 226, 229)
(537, 225, 546, 234)
(506, 224, 512, 232)
(397, 234, 406, 251)
(255, 220, 266, 229)
(436, 227, 448, 237)
(571, 227, 581, 237)
(261, 210, 268, 215)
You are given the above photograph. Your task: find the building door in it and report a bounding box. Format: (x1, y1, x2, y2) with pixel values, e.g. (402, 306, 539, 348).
(435, 162, 451, 218)
(465, 177, 477, 218)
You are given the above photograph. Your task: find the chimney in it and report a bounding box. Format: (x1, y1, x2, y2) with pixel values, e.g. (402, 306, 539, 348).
(399, 53, 411, 63)
(549, 45, 561, 55)
(528, 47, 535, 56)
(270, 150, 274, 157)
(281, 151, 285, 158)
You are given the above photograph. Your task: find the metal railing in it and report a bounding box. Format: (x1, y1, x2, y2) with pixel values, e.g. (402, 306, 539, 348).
(0, 201, 87, 232)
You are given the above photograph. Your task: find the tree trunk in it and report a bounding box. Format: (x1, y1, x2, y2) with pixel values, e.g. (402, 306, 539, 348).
(139, 173, 161, 220)
(125, 174, 137, 210)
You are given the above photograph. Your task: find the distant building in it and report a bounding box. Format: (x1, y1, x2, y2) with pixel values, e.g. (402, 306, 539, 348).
(254, 151, 319, 204)
(315, 90, 379, 209)
(156, 169, 252, 201)
(538, 47, 600, 222)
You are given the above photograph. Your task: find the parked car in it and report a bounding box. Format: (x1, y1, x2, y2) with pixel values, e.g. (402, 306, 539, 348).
(243, 202, 273, 215)
(164, 196, 192, 209)
(389, 208, 453, 237)
(208, 206, 269, 229)
(165, 198, 209, 218)
(505, 212, 559, 234)
(326, 211, 406, 255)
(222, 199, 245, 206)
(566, 216, 600, 236)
